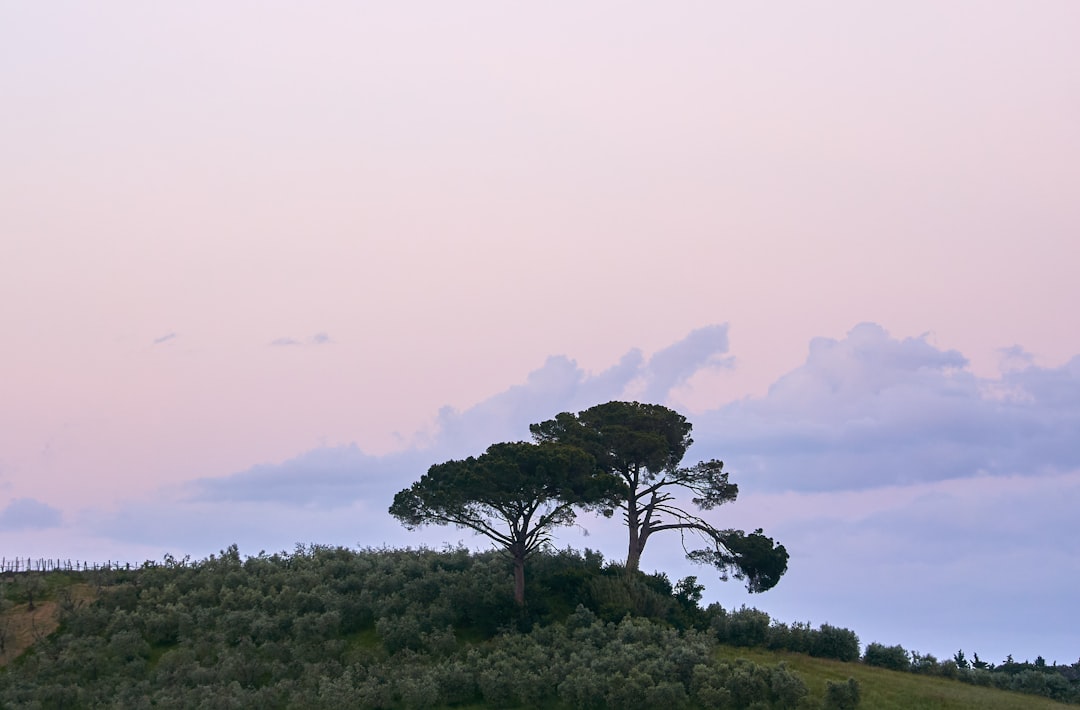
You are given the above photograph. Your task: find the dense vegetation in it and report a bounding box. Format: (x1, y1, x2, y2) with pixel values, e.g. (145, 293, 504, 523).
(0, 545, 1075, 708)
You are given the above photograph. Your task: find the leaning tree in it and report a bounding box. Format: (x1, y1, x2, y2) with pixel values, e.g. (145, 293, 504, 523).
(530, 401, 788, 592)
(389, 440, 616, 605)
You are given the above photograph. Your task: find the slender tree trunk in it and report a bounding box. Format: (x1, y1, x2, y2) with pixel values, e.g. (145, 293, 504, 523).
(513, 555, 526, 606)
(626, 495, 642, 573)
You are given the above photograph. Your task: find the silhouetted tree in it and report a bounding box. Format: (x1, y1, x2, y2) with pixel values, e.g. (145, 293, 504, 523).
(531, 401, 788, 591)
(389, 441, 616, 605)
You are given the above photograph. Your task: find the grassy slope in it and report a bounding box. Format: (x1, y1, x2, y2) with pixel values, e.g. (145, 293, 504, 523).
(0, 576, 96, 666)
(716, 645, 1072, 710)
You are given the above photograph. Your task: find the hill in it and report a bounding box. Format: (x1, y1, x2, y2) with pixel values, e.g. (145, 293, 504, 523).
(0, 546, 1074, 708)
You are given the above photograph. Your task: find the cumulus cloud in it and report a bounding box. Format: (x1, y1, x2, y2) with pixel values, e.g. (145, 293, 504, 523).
(310, 332, 331, 345)
(270, 337, 302, 346)
(0, 498, 63, 530)
(431, 326, 731, 458)
(178, 325, 730, 510)
(189, 444, 406, 509)
(152, 332, 177, 345)
(432, 350, 645, 458)
(636, 323, 733, 402)
(691, 323, 1080, 491)
(182, 322, 1080, 506)
(997, 344, 1034, 372)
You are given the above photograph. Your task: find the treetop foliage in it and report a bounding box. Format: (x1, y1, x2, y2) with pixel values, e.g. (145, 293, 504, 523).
(530, 400, 693, 484)
(389, 440, 620, 605)
(531, 400, 789, 591)
(389, 441, 610, 544)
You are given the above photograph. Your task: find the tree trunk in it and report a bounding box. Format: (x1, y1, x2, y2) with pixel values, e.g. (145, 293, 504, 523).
(626, 496, 641, 573)
(513, 555, 526, 606)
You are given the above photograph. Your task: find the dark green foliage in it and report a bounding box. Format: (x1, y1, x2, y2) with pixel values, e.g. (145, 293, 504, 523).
(389, 441, 617, 605)
(686, 527, 789, 594)
(765, 621, 815, 655)
(469, 610, 807, 709)
(3, 545, 1076, 707)
(909, 650, 942, 675)
(0, 546, 821, 709)
(810, 624, 861, 662)
(673, 575, 704, 607)
(531, 401, 789, 590)
(714, 607, 862, 669)
(864, 642, 911, 672)
(823, 678, 861, 709)
(712, 605, 772, 647)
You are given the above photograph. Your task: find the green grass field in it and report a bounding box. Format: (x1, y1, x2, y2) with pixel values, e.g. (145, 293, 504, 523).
(715, 645, 1072, 709)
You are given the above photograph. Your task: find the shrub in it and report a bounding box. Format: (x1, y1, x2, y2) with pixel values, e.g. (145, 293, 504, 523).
(716, 606, 771, 647)
(910, 651, 940, 675)
(811, 623, 860, 662)
(398, 674, 440, 709)
(432, 660, 477, 705)
(723, 660, 770, 708)
(823, 677, 861, 709)
(374, 614, 423, 653)
(766, 621, 810, 653)
(690, 663, 734, 707)
(863, 642, 910, 671)
(768, 662, 809, 707)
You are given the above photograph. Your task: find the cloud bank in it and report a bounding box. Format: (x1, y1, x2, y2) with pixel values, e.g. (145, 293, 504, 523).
(693, 323, 1080, 491)
(180, 321, 1080, 506)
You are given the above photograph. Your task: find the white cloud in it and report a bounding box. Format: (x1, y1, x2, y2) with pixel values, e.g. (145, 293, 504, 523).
(160, 322, 1080, 506)
(691, 323, 1080, 491)
(637, 323, 733, 402)
(189, 444, 401, 509)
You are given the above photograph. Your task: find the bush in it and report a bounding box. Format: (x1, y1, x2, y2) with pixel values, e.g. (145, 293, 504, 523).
(811, 624, 860, 662)
(863, 642, 910, 672)
(823, 677, 861, 709)
(715, 606, 771, 647)
(766, 621, 812, 654)
(768, 662, 809, 707)
(910, 651, 940, 675)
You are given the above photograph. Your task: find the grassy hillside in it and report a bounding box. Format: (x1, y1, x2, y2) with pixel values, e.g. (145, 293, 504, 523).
(0, 546, 1074, 709)
(715, 645, 1071, 710)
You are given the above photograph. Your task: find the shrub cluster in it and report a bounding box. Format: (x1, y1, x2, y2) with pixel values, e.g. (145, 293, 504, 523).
(708, 605, 860, 662)
(899, 648, 1080, 703)
(5, 544, 1075, 707)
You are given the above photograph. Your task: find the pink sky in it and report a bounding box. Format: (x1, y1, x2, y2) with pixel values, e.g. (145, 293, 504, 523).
(2, 3, 1079, 663)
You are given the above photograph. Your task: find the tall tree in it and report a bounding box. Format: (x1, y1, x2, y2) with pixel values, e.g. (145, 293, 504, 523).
(389, 441, 613, 605)
(531, 401, 788, 592)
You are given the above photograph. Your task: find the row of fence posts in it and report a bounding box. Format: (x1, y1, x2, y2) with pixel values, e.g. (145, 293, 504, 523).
(0, 558, 139, 574)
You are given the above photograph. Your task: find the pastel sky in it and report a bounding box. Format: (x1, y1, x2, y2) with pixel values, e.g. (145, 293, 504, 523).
(3, 3, 1079, 665)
